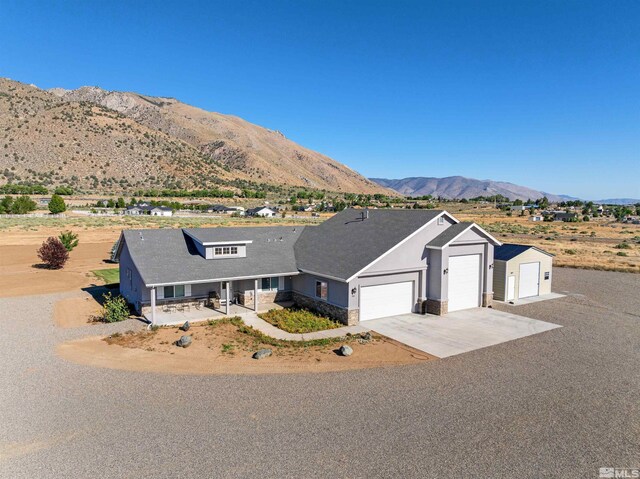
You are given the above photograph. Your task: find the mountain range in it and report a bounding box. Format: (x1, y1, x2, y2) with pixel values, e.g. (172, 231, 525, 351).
(0, 78, 386, 194)
(370, 176, 575, 202)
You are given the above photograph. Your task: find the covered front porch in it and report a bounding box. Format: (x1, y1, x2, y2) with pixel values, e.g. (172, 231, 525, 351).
(144, 300, 294, 326)
(144, 275, 293, 326)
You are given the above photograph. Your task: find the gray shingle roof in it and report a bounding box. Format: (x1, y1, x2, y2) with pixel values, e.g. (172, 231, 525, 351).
(294, 208, 444, 281)
(426, 222, 474, 248)
(494, 243, 554, 261)
(122, 226, 304, 286)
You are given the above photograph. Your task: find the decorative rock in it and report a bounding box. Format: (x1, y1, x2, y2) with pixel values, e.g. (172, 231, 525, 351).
(176, 335, 192, 348)
(339, 345, 353, 357)
(180, 321, 190, 332)
(360, 332, 372, 341)
(252, 348, 272, 360)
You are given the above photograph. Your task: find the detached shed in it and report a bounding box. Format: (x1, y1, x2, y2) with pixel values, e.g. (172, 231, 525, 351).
(493, 244, 554, 302)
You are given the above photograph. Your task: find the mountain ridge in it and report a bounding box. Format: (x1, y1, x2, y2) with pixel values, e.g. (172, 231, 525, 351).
(0, 77, 389, 194)
(371, 176, 575, 202)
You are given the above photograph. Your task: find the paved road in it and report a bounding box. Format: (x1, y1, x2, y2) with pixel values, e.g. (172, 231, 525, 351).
(0, 269, 638, 478)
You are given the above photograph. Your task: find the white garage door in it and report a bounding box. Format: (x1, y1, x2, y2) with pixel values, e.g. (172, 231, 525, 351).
(518, 262, 540, 298)
(448, 254, 481, 312)
(360, 281, 414, 321)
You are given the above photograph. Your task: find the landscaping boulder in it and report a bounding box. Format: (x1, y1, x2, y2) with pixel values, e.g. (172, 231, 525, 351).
(252, 348, 272, 360)
(339, 345, 353, 357)
(180, 321, 190, 332)
(176, 335, 192, 348)
(360, 331, 372, 341)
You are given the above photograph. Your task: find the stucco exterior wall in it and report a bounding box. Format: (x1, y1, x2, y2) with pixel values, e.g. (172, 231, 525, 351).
(118, 241, 148, 307)
(497, 250, 553, 300)
(291, 274, 348, 308)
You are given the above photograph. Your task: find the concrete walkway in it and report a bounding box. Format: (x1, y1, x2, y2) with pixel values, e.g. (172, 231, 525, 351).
(241, 313, 369, 341)
(364, 309, 561, 358)
(502, 292, 565, 306)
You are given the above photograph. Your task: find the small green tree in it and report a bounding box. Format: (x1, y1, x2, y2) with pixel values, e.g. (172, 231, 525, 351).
(11, 195, 37, 214)
(0, 195, 14, 214)
(48, 194, 67, 214)
(101, 292, 129, 323)
(58, 230, 79, 252)
(116, 197, 126, 208)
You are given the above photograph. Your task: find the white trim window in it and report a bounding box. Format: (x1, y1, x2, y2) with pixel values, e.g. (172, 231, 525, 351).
(162, 284, 191, 299)
(261, 277, 280, 291)
(213, 246, 238, 257)
(437, 216, 445, 225)
(315, 280, 328, 301)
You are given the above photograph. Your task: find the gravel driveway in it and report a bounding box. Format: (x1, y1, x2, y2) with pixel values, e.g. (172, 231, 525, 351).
(0, 268, 638, 478)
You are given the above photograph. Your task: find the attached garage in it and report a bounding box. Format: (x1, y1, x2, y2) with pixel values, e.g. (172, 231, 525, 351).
(359, 281, 414, 321)
(493, 244, 554, 302)
(448, 254, 482, 312)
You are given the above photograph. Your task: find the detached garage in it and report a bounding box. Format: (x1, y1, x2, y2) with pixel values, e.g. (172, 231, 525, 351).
(493, 244, 554, 302)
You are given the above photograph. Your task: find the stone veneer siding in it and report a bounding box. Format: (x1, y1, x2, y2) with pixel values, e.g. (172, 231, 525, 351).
(426, 299, 448, 316)
(238, 291, 292, 306)
(292, 292, 358, 326)
(482, 292, 493, 307)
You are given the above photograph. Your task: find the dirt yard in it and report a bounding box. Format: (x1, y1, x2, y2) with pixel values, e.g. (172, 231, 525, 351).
(0, 241, 116, 297)
(53, 295, 103, 328)
(57, 320, 433, 375)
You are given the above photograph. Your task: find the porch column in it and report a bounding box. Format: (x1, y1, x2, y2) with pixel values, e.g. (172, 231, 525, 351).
(254, 278, 259, 312)
(150, 287, 156, 325)
(225, 281, 231, 315)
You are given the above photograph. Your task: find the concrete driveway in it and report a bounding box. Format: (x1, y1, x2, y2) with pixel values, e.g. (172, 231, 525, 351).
(365, 308, 561, 358)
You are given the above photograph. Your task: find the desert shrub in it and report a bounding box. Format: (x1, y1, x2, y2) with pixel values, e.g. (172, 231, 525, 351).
(37, 237, 69, 269)
(48, 194, 67, 214)
(54, 186, 74, 195)
(564, 249, 578, 255)
(101, 292, 129, 323)
(1, 195, 37, 214)
(58, 230, 79, 251)
(614, 242, 631, 249)
(616, 252, 628, 257)
(259, 307, 341, 333)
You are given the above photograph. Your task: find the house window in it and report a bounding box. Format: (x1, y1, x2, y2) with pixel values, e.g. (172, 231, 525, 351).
(261, 277, 280, 291)
(163, 285, 186, 298)
(437, 216, 444, 225)
(544, 272, 550, 280)
(213, 246, 239, 256)
(315, 280, 328, 300)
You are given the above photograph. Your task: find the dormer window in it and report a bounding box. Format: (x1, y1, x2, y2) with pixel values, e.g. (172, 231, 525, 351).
(214, 246, 238, 256)
(437, 216, 445, 225)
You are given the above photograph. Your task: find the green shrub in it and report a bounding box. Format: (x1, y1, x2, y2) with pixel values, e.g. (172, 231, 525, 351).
(614, 242, 631, 249)
(58, 230, 79, 251)
(48, 194, 67, 214)
(616, 252, 628, 257)
(101, 292, 129, 323)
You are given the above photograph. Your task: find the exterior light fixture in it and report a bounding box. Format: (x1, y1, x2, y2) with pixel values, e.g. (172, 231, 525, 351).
(443, 268, 448, 275)
(351, 287, 357, 296)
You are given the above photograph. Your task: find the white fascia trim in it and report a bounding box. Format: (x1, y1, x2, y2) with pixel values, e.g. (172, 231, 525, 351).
(424, 223, 502, 250)
(182, 230, 253, 247)
(147, 271, 300, 288)
(297, 269, 348, 283)
(345, 211, 455, 283)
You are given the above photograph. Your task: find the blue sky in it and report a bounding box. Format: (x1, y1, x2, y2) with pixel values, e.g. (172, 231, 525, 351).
(1, 0, 638, 199)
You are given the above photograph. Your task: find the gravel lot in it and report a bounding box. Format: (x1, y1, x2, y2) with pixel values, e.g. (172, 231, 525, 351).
(0, 268, 638, 478)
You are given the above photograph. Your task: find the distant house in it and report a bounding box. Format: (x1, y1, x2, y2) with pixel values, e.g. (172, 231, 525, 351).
(125, 204, 173, 216)
(150, 206, 173, 217)
(510, 205, 526, 212)
(38, 197, 51, 205)
(553, 212, 578, 222)
(205, 205, 244, 215)
(246, 206, 277, 217)
(529, 215, 544, 222)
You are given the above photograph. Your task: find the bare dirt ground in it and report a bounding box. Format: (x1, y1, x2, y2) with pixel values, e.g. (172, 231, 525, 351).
(58, 321, 432, 375)
(53, 295, 102, 328)
(0, 242, 114, 298)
